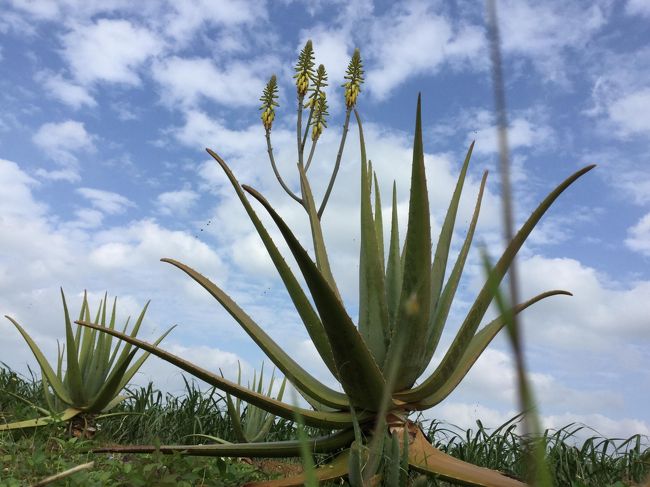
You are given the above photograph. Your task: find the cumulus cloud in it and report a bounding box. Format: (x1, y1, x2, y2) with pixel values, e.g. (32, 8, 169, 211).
(607, 88, 650, 137)
(32, 120, 94, 179)
(62, 19, 161, 86)
(625, 212, 650, 256)
(76, 187, 136, 214)
(626, 0, 650, 17)
(37, 71, 96, 109)
(365, 2, 483, 100)
(152, 56, 267, 108)
(155, 187, 200, 215)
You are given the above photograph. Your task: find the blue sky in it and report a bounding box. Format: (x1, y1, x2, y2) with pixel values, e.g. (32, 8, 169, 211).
(1, 0, 649, 445)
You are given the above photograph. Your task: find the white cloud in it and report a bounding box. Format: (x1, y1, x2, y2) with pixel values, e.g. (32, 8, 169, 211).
(0, 159, 47, 219)
(470, 112, 555, 155)
(626, 0, 650, 17)
(76, 187, 136, 214)
(608, 87, 650, 137)
(37, 71, 96, 109)
(625, 212, 650, 256)
(62, 19, 161, 86)
(152, 56, 267, 108)
(32, 120, 94, 167)
(366, 2, 483, 100)
(155, 187, 200, 215)
(160, 0, 266, 44)
(496, 0, 608, 84)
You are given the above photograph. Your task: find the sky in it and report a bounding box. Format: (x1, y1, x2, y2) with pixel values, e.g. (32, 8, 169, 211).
(1, 0, 649, 447)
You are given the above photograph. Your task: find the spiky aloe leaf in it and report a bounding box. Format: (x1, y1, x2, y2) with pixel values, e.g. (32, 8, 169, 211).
(408, 427, 525, 486)
(206, 148, 338, 379)
(297, 163, 341, 299)
(60, 289, 86, 406)
(398, 164, 596, 402)
(75, 320, 365, 429)
(429, 142, 475, 320)
(384, 94, 432, 390)
(243, 185, 387, 411)
(385, 182, 402, 331)
(356, 110, 389, 365)
(162, 258, 348, 410)
(93, 428, 356, 457)
(0, 407, 81, 431)
(5, 316, 73, 405)
(418, 170, 488, 377)
(397, 290, 571, 408)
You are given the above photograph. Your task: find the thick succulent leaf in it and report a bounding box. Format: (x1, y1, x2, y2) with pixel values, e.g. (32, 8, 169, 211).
(384, 94, 432, 390)
(397, 290, 571, 407)
(418, 171, 488, 377)
(399, 164, 595, 400)
(298, 163, 341, 299)
(356, 111, 390, 365)
(60, 289, 86, 406)
(408, 427, 525, 486)
(77, 298, 97, 377)
(206, 148, 338, 379)
(373, 172, 385, 271)
(92, 428, 356, 457)
(0, 407, 81, 431)
(5, 315, 73, 405)
(114, 324, 175, 394)
(385, 182, 402, 330)
(87, 349, 138, 412)
(243, 185, 387, 411)
(75, 320, 363, 429)
(429, 142, 475, 318)
(162, 258, 348, 409)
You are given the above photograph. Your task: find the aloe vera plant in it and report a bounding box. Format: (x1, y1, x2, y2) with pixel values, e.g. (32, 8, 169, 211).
(78, 43, 595, 486)
(2, 289, 173, 433)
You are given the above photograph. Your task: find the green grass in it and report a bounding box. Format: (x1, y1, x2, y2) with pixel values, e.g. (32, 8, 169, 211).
(1, 364, 649, 486)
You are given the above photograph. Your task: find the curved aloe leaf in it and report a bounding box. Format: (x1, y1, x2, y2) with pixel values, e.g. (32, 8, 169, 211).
(5, 316, 73, 405)
(418, 170, 488, 377)
(397, 290, 571, 407)
(205, 148, 338, 379)
(298, 163, 341, 299)
(429, 142, 475, 322)
(384, 94, 432, 390)
(75, 320, 363, 429)
(401, 164, 595, 401)
(243, 185, 387, 411)
(0, 407, 81, 431)
(162, 258, 348, 410)
(408, 427, 525, 486)
(93, 428, 356, 457)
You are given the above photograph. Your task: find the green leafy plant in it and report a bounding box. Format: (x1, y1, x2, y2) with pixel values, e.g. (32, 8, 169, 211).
(77, 42, 595, 486)
(2, 289, 173, 433)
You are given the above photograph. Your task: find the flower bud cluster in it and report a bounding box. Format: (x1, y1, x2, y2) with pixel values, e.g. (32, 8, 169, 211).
(259, 75, 279, 131)
(343, 48, 364, 108)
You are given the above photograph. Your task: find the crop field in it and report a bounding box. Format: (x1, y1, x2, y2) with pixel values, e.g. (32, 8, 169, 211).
(1, 365, 648, 486)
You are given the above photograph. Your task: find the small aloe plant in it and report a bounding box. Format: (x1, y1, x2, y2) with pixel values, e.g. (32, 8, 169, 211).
(1, 289, 173, 433)
(78, 42, 595, 486)
(225, 362, 288, 443)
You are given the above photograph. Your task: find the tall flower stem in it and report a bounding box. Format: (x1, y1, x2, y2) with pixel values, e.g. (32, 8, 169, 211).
(265, 131, 303, 206)
(317, 107, 352, 219)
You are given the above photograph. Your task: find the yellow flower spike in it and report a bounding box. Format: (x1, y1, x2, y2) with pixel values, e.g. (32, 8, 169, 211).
(259, 75, 279, 131)
(343, 48, 364, 108)
(294, 40, 316, 97)
(310, 91, 328, 140)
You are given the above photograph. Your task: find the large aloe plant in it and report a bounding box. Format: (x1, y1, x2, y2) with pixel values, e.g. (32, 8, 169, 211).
(78, 43, 594, 486)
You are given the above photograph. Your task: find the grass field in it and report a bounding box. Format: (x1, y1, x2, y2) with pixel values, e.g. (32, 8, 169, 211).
(1, 364, 649, 486)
